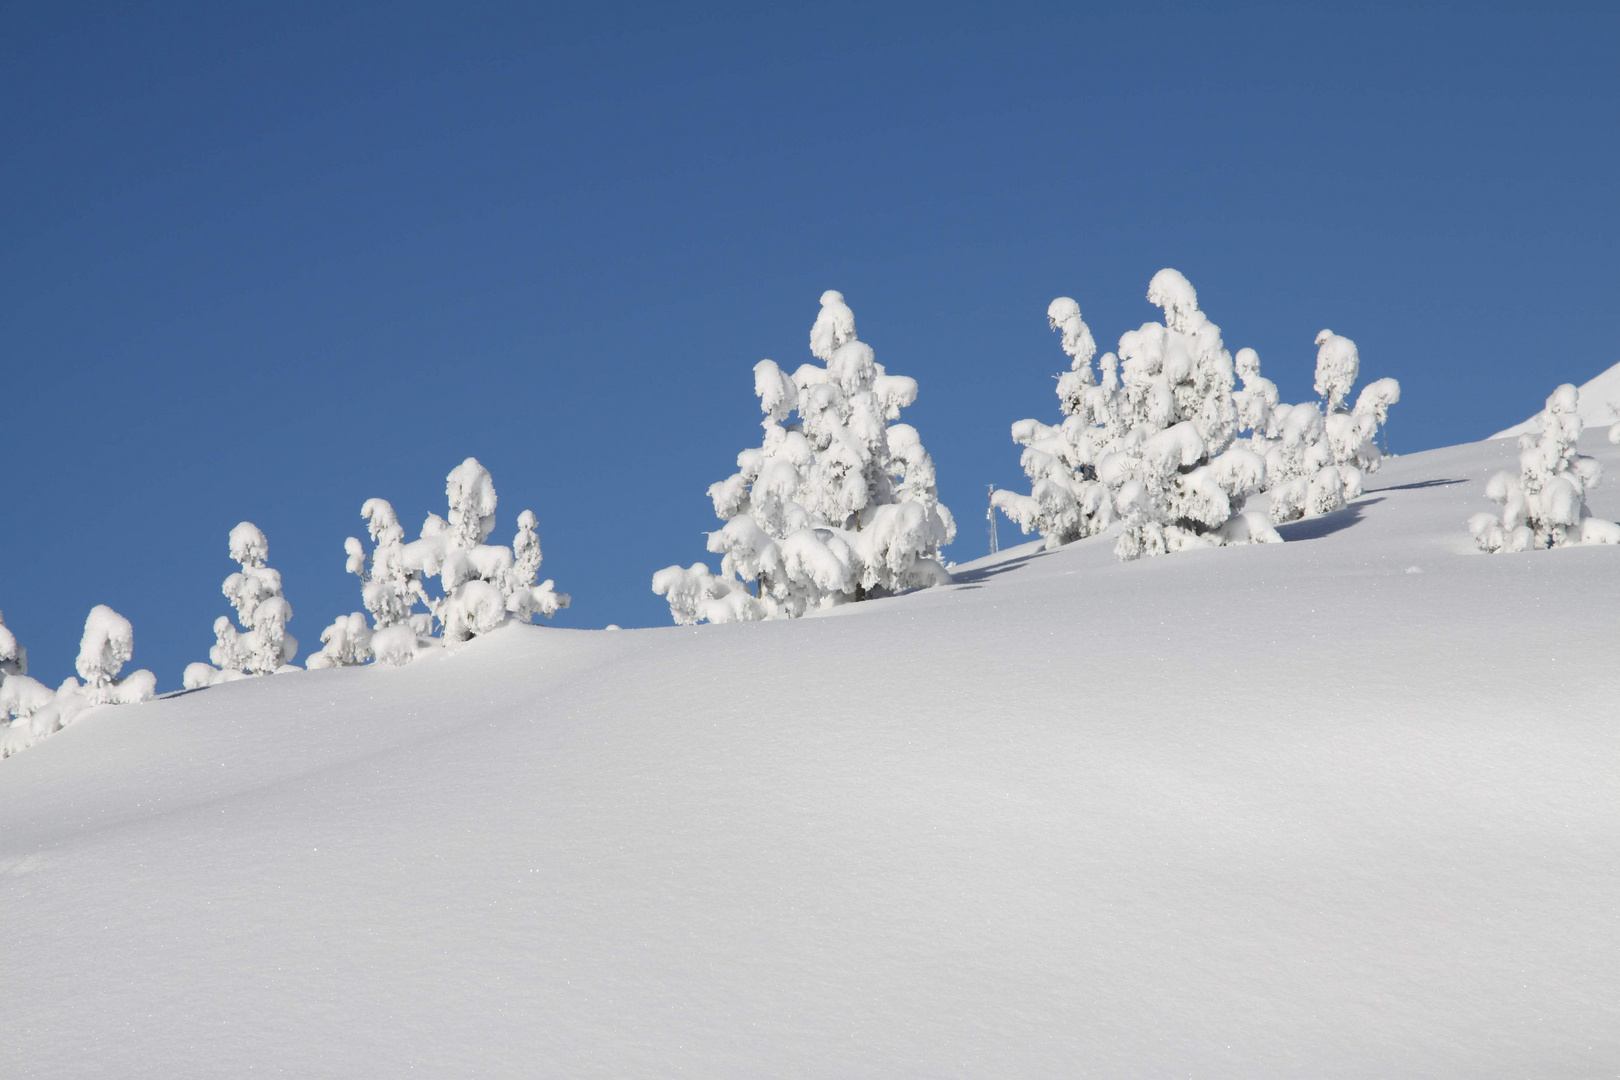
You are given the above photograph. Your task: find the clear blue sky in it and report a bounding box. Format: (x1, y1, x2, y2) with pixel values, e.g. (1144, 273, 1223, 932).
(5, 1, 1617, 689)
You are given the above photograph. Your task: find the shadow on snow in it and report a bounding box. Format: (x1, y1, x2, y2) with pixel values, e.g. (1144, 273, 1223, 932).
(1275, 497, 1385, 542)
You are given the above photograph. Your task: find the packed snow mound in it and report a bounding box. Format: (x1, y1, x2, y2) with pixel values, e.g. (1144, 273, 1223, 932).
(1493, 359, 1620, 437)
(4, 434, 1620, 1077)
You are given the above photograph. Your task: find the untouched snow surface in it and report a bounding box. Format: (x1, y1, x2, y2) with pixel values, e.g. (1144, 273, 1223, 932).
(1493, 360, 1620, 437)
(5, 436, 1620, 1077)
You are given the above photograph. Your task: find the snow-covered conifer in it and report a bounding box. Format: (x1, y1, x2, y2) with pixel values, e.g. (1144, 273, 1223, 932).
(76, 605, 157, 706)
(1236, 333, 1400, 525)
(991, 299, 1119, 548)
(654, 290, 954, 624)
(1469, 383, 1620, 552)
(340, 460, 569, 660)
(506, 510, 570, 623)
(0, 612, 54, 757)
(305, 613, 373, 669)
(995, 271, 1281, 559)
(1, 607, 153, 758)
(184, 522, 298, 688)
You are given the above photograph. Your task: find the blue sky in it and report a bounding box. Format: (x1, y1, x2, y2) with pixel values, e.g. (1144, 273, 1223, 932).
(5, 1, 1617, 688)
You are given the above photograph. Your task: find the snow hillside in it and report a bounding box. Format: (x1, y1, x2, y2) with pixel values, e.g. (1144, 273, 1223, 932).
(4, 435, 1620, 1077)
(1493, 359, 1620, 437)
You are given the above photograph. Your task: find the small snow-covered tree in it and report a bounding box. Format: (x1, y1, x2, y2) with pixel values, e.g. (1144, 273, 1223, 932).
(305, 613, 373, 669)
(75, 605, 158, 705)
(0, 611, 53, 758)
(991, 299, 1119, 548)
(340, 459, 569, 663)
(654, 290, 955, 624)
(507, 510, 570, 623)
(184, 522, 298, 688)
(1235, 331, 1400, 525)
(1469, 383, 1620, 552)
(2, 606, 155, 758)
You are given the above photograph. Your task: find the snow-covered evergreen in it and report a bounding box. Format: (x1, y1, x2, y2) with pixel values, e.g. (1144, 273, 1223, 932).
(184, 522, 298, 689)
(2, 605, 154, 759)
(340, 459, 569, 663)
(304, 612, 373, 670)
(991, 299, 1118, 548)
(996, 270, 1277, 560)
(76, 605, 158, 705)
(1251, 332, 1400, 525)
(654, 290, 955, 624)
(1468, 383, 1620, 552)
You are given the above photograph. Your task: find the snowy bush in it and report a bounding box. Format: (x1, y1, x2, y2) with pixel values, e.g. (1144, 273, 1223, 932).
(305, 612, 373, 670)
(1469, 383, 1620, 552)
(2, 606, 153, 759)
(996, 270, 1277, 560)
(340, 459, 569, 663)
(185, 522, 299, 689)
(654, 290, 955, 624)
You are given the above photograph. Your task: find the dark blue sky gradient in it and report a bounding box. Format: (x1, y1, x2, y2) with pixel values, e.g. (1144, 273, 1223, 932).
(5, 2, 1617, 687)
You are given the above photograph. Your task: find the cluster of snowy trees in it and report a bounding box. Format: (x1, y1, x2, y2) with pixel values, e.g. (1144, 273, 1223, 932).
(1469, 384, 1620, 552)
(185, 456, 570, 680)
(0, 606, 155, 759)
(993, 270, 1401, 560)
(653, 290, 955, 624)
(315, 457, 570, 667)
(1, 458, 568, 759)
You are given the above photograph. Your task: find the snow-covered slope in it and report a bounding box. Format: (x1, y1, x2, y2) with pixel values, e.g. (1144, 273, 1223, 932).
(1493, 360, 1620, 437)
(5, 436, 1620, 1078)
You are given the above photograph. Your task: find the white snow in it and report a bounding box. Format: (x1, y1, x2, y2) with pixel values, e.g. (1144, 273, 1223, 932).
(4, 434, 1620, 1076)
(1493, 359, 1620, 438)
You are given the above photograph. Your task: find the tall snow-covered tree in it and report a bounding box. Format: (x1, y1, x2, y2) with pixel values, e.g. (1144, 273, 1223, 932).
(339, 459, 569, 664)
(184, 522, 298, 688)
(654, 290, 955, 624)
(1469, 383, 1620, 552)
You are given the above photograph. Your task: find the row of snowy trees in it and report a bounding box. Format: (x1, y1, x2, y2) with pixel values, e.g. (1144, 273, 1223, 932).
(2, 457, 569, 758)
(990, 269, 1402, 560)
(0, 606, 155, 758)
(184, 456, 570, 687)
(10, 279, 1613, 756)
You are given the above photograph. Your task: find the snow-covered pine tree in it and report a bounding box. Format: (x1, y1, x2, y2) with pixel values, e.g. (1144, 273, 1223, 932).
(341, 459, 569, 663)
(183, 522, 298, 688)
(506, 509, 570, 624)
(1230, 331, 1400, 525)
(0, 610, 24, 680)
(75, 605, 157, 705)
(0, 611, 54, 758)
(654, 290, 955, 624)
(304, 613, 373, 669)
(1093, 270, 1278, 560)
(1, 606, 153, 758)
(991, 299, 1119, 548)
(1469, 383, 1620, 552)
